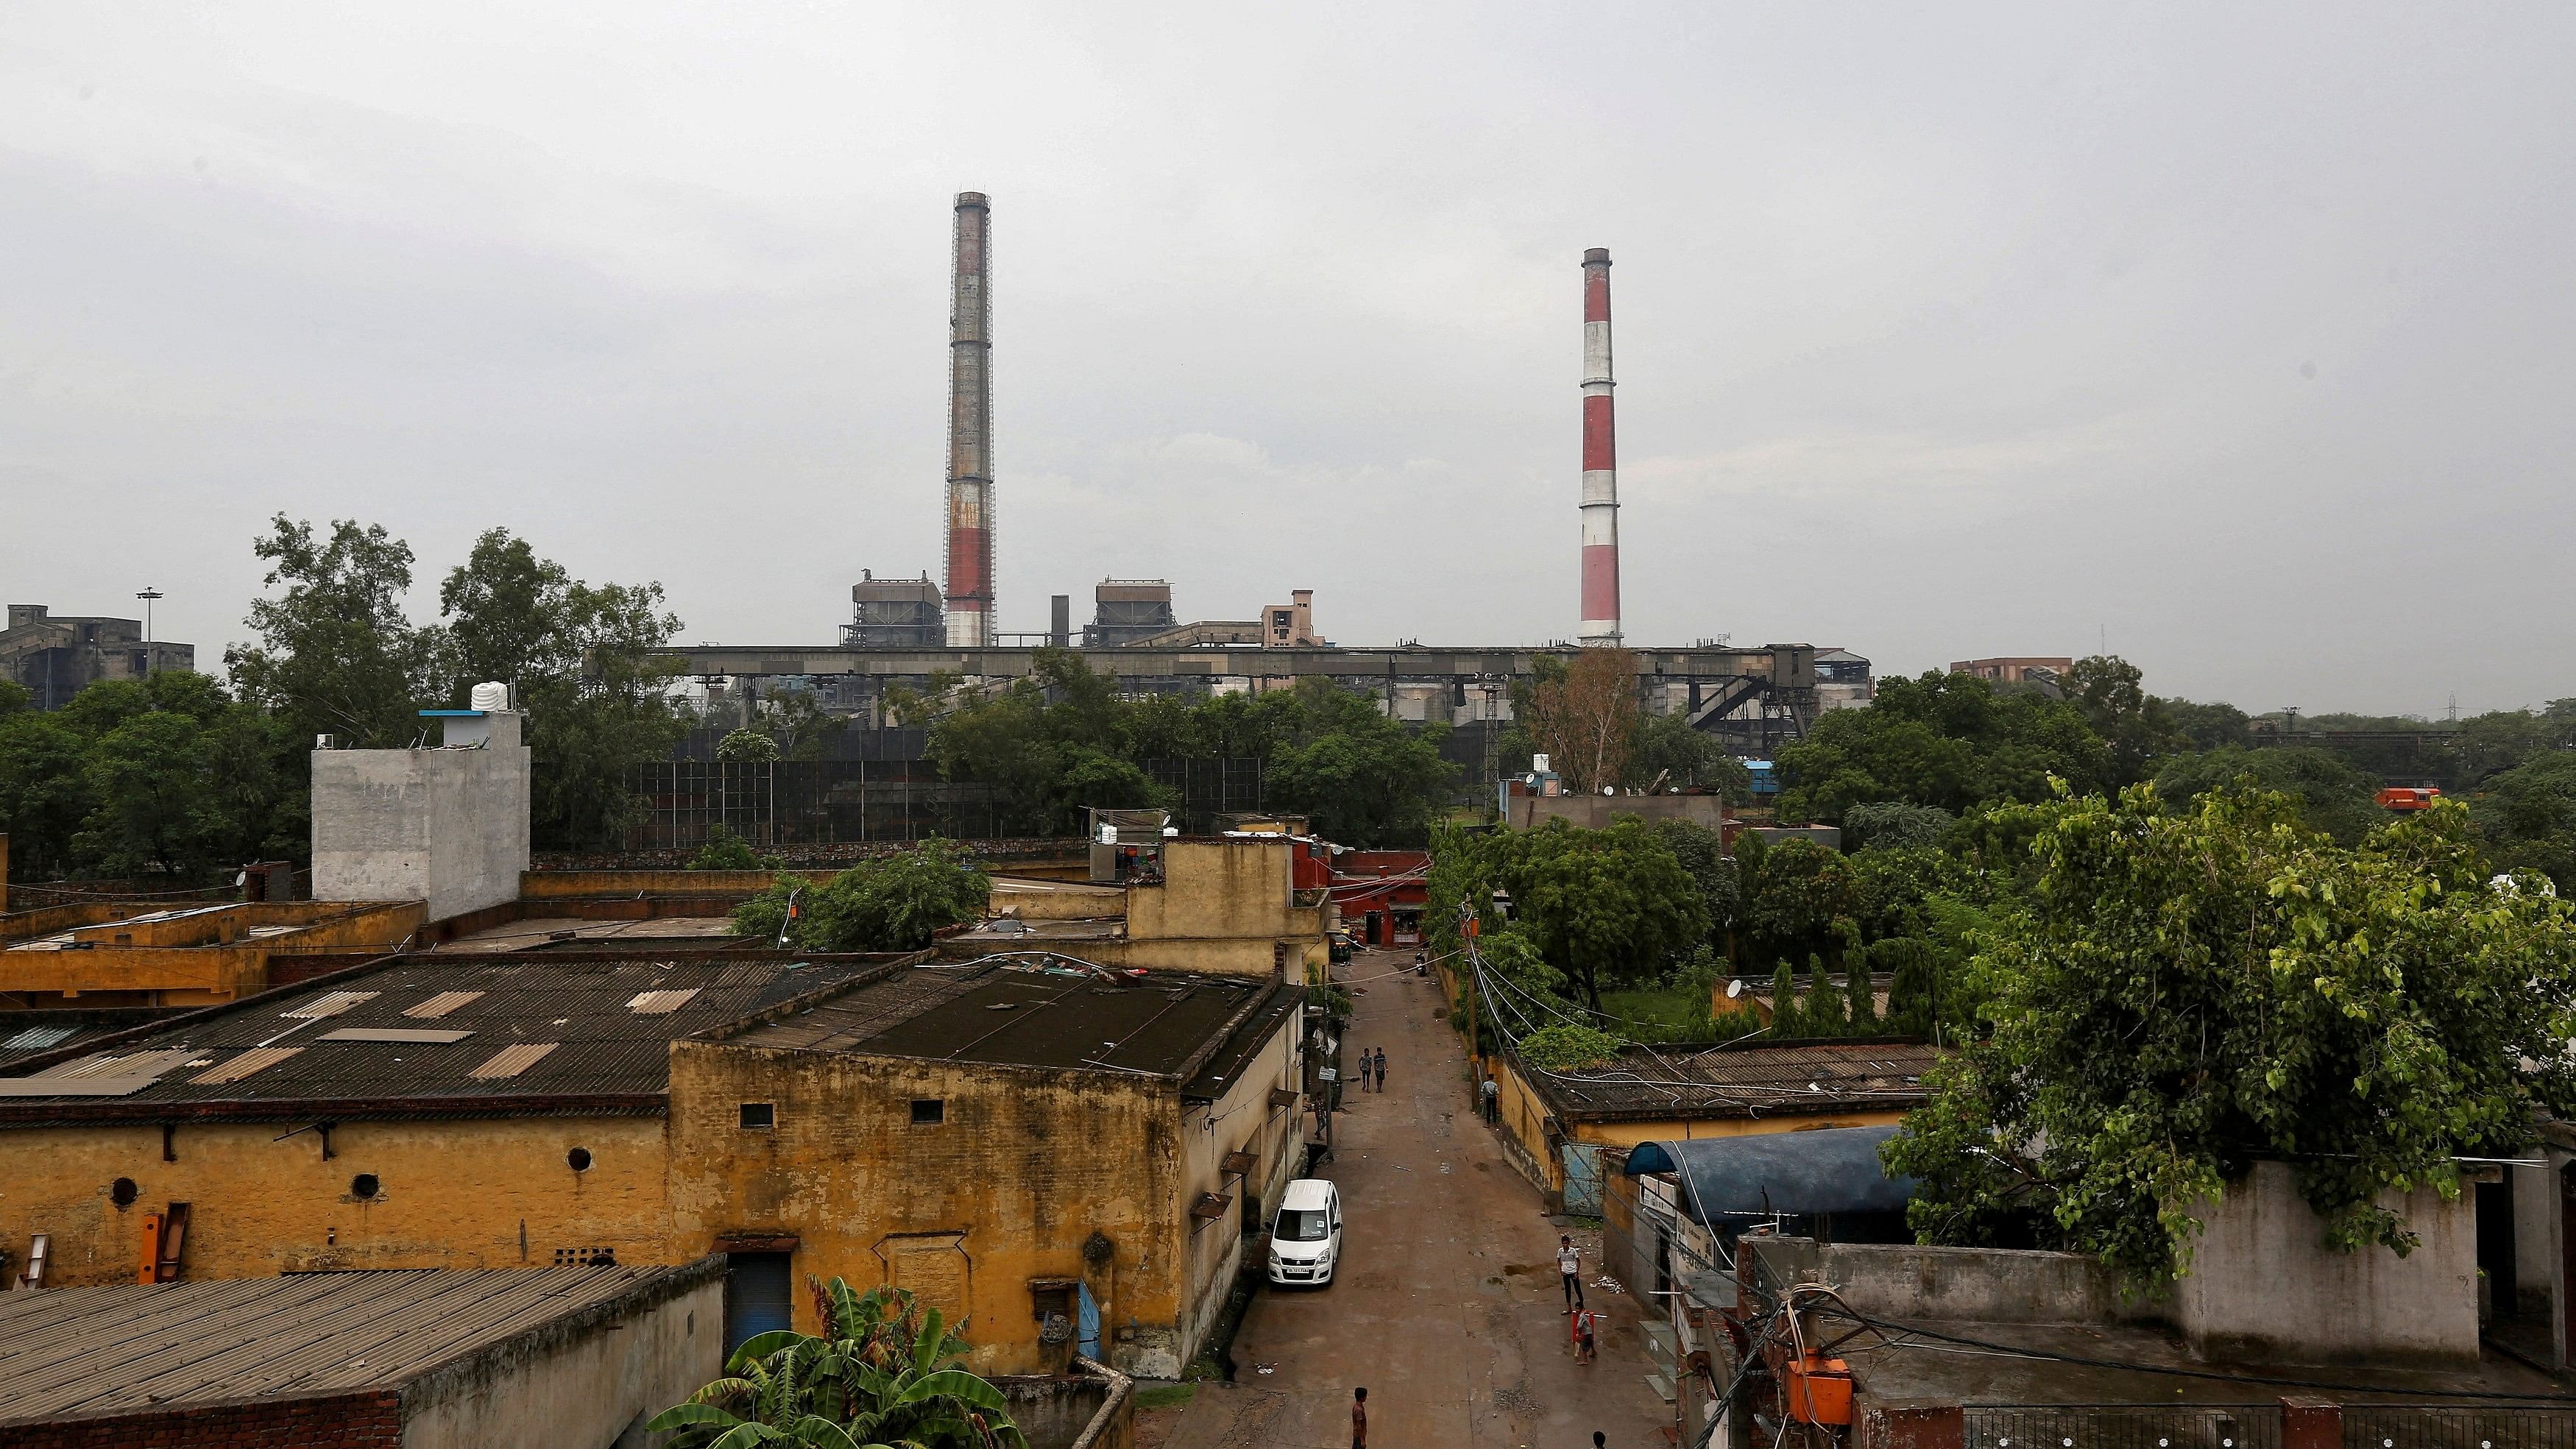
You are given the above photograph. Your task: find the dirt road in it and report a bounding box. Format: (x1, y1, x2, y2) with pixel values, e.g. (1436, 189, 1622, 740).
(1142, 950, 1674, 1448)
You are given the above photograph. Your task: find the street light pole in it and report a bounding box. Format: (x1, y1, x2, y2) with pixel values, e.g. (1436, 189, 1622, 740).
(135, 589, 163, 679)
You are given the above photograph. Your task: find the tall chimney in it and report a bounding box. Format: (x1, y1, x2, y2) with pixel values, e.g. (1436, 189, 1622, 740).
(944, 192, 995, 648)
(1577, 247, 1621, 645)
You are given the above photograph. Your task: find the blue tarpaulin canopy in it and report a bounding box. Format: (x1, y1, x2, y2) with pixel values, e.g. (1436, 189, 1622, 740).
(1621, 1124, 1915, 1221)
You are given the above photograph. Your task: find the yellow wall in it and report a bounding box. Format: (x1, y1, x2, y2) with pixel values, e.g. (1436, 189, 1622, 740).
(987, 876, 1125, 921)
(1174, 1017, 1303, 1356)
(0, 1116, 673, 1287)
(668, 1046, 1187, 1378)
(1483, 1054, 1905, 1197)
(0, 901, 425, 1005)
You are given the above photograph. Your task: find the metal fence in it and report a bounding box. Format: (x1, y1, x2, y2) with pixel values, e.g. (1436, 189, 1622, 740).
(1964, 1404, 2280, 1449)
(627, 757, 1267, 852)
(1963, 1403, 2576, 1449)
(2340, 1404, 2576, 1448)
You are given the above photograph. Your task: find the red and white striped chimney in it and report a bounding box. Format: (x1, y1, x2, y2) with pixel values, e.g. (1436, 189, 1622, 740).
(1577, 247, 1621, 645)
(944, 191, 995, 648)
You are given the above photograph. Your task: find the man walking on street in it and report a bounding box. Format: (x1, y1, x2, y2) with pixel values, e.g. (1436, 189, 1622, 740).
(1357, 1050, 1373, 1093)
(1373, 1046, 1388, 1093)
(1351, 1386, 1368, 1449)
(1558, 1235, 1585, 1311)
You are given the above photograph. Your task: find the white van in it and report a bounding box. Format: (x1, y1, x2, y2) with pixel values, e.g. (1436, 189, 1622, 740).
(1267, 1178, 1342, 1286)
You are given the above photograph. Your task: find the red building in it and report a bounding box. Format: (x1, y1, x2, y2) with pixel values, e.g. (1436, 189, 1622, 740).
(1330, 849, 1431, 948)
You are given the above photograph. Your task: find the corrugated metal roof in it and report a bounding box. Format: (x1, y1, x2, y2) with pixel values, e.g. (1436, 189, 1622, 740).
(280, 990, 380, 1019)
(191, 1046, 303, 1084)
(729, 960, 1289, 1081)
(0, 954, 891, 1119)
(1526, 1041, 1941, 1122)
(0, 1265, 694, 1425)
(469, 1042, 559, 1079)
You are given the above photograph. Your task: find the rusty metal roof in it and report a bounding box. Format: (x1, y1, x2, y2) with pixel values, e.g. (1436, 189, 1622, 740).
(1524, 1041, 1941, 1122)
(0, 1263, 715, 1426)
(0, 954, 893, 1124)
(727, 959, 1291, 1086)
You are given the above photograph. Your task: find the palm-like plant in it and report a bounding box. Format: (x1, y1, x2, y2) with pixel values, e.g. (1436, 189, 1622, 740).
(648, 1280, 1026, 1449)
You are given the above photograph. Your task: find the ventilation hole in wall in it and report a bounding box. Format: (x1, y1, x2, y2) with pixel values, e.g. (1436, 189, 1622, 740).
(350, 1173, 381, 1200)
(911, 1098, 946, 1125)
(740, 1102, 775, 1129)
(110, 1177, 138, 1208)
(567, 1147, 592, 1172)
(553, 1246, 617, 1267)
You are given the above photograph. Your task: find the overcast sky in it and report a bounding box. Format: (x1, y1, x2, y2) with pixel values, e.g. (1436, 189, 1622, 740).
(5, 4, 2571, 715)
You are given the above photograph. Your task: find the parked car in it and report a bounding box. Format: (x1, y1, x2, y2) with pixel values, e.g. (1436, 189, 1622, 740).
(1267, 1177, 1342, 1286)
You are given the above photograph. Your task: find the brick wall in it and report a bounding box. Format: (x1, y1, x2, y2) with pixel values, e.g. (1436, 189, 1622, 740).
(0, 1390, 402, 1448)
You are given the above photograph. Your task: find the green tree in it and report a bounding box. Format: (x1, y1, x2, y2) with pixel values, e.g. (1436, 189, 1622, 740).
(2473, 751, 2576, 890)
(718, 729, 783, 763)
(1496, 818, 1708, 1010)
(435, 529, 688, 851)
(649, 1280, 1024, 1449)
(1775, 670, 2109, 823)
(1624, 712, 1754, 798)
(1883, 791, 2576, 1290)
(1650, 818, 1735, 952)
(689, 824, 774, 870)
(1740, 839, 1859, 970)
(2152, 745, 2381, 844)
(1845, 957, 1877, 1032)
(1768, 961, 1800, 1038)
(1802, 954, 1846, 1035)
(1515, 1021, 1627, 1071)
(227, 514, 431, 748)
(2160, 698, 2253, 751)
(735, 841, 989, 952)
(1841, 801, 1953, 852)
(0, 711, 93, 879)
(0, 679, 29, 717)
(74, 710, 218, 878)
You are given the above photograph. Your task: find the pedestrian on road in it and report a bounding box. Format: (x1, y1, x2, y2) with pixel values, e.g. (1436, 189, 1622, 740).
(1479, 1075, 1498, 1124)
(1558, 1235, 1585, 1311)
(1357, 1051, 1373, 1093)
(1373, 1046, 1388, 1091)
(1574, 1306, 1598, 1364)
(1351, 1386, 1368, 1449)
(1594, 1434, 1607, 1449)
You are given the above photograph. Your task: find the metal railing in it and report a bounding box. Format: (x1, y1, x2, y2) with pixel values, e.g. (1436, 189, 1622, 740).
(1964, 1404, 2280, 1449)
(2340, 1404, 2576, 1448)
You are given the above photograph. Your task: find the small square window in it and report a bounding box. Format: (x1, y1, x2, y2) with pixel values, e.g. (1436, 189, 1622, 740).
(740, 1102, 776, 1129)
(910, 1099, 945, 1125)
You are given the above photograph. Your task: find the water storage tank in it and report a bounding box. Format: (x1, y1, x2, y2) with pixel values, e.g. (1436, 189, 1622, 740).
(469, 681, 512, 712)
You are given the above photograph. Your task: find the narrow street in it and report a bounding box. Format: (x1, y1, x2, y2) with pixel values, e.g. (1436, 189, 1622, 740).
(1143, 950, 1675, 1449)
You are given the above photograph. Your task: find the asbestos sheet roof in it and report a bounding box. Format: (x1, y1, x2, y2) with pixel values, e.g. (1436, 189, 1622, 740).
(1525, 1041, 1939, 1122)
(0, 1264, 699, 1426)
(731, 959, 1290, 1085)
(0, 1010, 177, 1071)
(0, 954, 888, 1122)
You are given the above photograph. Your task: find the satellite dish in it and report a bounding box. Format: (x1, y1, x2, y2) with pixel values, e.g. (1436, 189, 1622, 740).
(1725, 978, 1745, 999)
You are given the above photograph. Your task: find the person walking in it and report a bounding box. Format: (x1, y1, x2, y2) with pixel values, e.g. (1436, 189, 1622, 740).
(1373, 1046, 1388, 1093)
(1351, 1386, 1369, 1449)
(1557, 1235, 1585, 1311)
(1574, 1305, 1599, 1365)
(1357, 1049, 1373, 1093)
(1479, 1074, 1499, 1124)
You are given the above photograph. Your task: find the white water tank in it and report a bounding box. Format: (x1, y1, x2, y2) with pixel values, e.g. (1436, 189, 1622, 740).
(469, 681, 512, 712)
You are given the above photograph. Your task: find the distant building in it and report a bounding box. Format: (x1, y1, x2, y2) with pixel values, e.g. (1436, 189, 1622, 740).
(1814, 647, 1873, 710)
(1084, 579, 1180, 648)
(1949, 656, 2073, 687)
(0, 604, 194, 709)
(841, 570, 945, 648)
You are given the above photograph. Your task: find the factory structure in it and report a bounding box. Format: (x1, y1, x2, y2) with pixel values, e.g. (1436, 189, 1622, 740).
(693, 194, 1852, 759)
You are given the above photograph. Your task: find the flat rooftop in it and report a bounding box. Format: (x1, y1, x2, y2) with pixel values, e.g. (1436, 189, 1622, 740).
(0, 952, 892, 1122)
(729, 958, 1296, 1095)
(0, 1264, 709, 1426)
(434, 915, 746, 952)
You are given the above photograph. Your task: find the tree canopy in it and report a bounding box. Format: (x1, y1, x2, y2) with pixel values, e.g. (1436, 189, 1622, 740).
(1882, 790, 2576, 1289)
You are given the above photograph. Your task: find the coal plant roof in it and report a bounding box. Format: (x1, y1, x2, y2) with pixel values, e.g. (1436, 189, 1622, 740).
(0, 1262, 718, 1427)
(0, 954, 892, 1122)
(728, 958, 1293, 1091)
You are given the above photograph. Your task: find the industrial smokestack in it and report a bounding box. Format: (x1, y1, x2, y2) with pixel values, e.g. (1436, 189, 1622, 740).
(944, 192, 995, 648)
(1577, 247, 1621, 645)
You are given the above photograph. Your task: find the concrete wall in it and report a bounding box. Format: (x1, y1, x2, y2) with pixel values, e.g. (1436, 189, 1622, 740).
(313, 716, 530, 921)
(989, 876, 1127, 921)
(1, 901, 425, 1006)
(0, 1116, 673, 1287)
(1807, 1241, 2154, 1326)
(2172, 1160, 2479, 1367)
(1174, 1016, 1303, 1364)
(667, 1044, 1192, 1379)
(1128, 841, 1321, 956)
(0, 1390, 403, 1447)
(399, 1262, 724, 1449)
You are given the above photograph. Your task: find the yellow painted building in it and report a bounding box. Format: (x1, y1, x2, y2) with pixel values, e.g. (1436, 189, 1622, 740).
(953, 837, 1329, 979)
(0, 946, 1304, 1380)
(0, 899, 426, 1007)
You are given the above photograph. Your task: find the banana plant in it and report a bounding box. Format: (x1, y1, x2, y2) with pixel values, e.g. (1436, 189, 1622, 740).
(648, 1280, 1025, 1449)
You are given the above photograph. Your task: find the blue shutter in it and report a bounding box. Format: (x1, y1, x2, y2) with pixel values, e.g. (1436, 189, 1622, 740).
(724, 1252, 793, 1353)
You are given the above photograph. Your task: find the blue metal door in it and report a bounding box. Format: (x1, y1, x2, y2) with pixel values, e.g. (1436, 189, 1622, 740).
(1563, 1143, 1604, 1216)
(1076, 1282, 1101, 1362)
(723, 1253, 793, 1355)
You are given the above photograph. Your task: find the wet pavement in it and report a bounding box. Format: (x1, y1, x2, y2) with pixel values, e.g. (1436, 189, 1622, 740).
(1140, 950, 1675, 1448)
